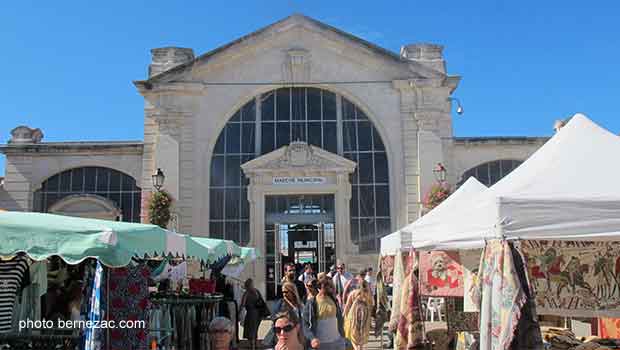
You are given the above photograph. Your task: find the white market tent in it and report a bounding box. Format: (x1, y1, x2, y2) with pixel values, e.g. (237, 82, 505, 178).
(380, 177, 487, 255)
(411, 113, 620, 250)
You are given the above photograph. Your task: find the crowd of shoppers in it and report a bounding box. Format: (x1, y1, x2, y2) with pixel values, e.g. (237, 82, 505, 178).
(235, 263, 379, 349)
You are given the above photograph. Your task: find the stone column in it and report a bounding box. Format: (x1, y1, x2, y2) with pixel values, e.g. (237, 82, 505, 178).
(335, 173, 355, 259)
(1, 155, 34, 211)
(247, 178, 267, 295)
(392, 80, 421, 225)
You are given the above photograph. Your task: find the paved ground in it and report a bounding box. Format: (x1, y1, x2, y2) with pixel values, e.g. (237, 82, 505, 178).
(238, 320, 450, 350)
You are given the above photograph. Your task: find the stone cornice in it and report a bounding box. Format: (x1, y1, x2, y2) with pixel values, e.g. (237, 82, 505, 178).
(0, 142, 144, 156)
(454, 136, 549, 146)
(392, 76, 461, 91)
(134, 80, 207, 97)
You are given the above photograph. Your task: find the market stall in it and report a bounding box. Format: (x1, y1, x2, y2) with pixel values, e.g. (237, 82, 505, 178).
(0, 211, 256, 350)
(396, 114, 620, 349)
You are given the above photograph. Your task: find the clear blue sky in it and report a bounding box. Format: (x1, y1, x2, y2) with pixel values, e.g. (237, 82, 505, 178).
(1, 1, 619, 175)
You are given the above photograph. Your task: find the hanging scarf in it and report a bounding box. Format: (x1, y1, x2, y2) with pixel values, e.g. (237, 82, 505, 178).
(84, 261, 103, 350)
(471, 240, 525, 350)
(389, 251, 405, 337)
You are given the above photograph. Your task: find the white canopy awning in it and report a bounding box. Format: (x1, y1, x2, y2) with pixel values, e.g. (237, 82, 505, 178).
(412, 114, 620, 250)
(380, 177, 487, 255)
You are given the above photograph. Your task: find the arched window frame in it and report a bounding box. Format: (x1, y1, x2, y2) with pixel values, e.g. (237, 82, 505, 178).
(34, 167, 142, 222)
(209, 87, 391, 252)
(459, 159, 523, 187)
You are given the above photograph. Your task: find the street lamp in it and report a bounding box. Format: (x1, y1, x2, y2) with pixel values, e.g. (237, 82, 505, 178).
(447, 97, 464, 115)
(433, 163, 447, 183)
(152, 168, 165, 192)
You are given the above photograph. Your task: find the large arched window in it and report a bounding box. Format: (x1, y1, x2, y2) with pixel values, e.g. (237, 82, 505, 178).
(209, 87, 390, 252)
(34, 167, 142, 222)
(460, 159, 523, 187)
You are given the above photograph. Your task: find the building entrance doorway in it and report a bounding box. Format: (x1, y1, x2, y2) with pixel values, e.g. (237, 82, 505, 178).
(264, 194, 336, 299)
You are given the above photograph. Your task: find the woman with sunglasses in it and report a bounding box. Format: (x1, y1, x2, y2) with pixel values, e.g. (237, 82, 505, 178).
(209, 317, 234, 350)
(265, 282, 305, 347)
(270, 310, 307, 350)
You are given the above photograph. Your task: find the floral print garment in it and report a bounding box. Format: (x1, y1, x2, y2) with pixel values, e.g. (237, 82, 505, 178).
(471, 240, 526, 350)
(107, 264, 151, 350)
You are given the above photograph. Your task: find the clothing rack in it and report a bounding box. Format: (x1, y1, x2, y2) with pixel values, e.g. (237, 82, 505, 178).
(150, 294, 224, 305)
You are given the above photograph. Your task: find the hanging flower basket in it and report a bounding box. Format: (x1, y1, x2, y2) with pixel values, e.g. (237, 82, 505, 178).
(148, 190, 172, 228)
(423, 183, 452, 211)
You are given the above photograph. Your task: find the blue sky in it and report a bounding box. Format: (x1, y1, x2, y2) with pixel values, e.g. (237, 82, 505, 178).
(1, 1, 619, 175)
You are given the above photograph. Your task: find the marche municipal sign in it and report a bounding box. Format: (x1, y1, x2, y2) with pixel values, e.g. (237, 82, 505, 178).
(272, 176, 327, 185)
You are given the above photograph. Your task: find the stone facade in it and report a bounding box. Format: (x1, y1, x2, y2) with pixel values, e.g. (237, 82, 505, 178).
(0, 14, 549, 294)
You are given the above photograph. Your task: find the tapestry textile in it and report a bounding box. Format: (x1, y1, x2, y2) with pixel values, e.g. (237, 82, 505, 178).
(396, 269, 424, 349)
(380, 255, 395, 284)
(446, 298, 479, 333)
(419, 251, 464, 297)
(461, 249, 482, 312)
(471, 240, 525, 350)
(598, 318, 620, 339)
(521, 240, 620, 318)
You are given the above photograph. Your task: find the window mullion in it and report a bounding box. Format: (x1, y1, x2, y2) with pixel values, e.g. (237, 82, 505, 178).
(336, 94, 343, 156)
(255, 96, 261, 156)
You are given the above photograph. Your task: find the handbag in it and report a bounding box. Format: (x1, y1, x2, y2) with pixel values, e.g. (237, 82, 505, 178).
(238, 308, 247, 325)
(256, 291, 271, 318)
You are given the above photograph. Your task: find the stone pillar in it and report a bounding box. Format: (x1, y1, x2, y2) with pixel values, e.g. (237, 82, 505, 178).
(247, 180, 267, 295)
(416, 112, 444, 216)
(1, 155, 34, 211)
(392, 80, 421, 224)
(335, 173, 355, 258)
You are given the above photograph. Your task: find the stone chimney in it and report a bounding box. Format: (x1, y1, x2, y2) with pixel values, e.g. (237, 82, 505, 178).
(8, 125, 43, 144)
(400, 43, 446, 74)
(148, 47, 195, 78)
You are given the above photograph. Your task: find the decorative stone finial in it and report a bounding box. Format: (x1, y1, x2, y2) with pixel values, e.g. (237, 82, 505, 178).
(9, 125, 43, 144)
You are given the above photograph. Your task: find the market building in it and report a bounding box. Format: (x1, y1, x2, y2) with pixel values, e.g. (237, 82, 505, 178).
(0, 14, 547, 296)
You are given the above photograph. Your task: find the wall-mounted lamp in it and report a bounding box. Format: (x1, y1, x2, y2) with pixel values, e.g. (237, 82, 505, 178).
(447, 97, 464, 115)
(152, 168, 165, 192)
(433, 163, 447, 183)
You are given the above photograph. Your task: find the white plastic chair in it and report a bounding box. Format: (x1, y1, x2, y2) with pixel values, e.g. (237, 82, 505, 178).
(425, 297, 444, 322)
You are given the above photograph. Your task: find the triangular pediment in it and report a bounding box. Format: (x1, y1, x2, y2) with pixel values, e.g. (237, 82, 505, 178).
(139, 14, 446, 84)
(241, 142, 356, 176)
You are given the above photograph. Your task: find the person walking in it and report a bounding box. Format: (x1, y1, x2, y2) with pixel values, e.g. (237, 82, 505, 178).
(298, 264, 315, 284)
(282, 263, 307, 301)
(364, 267, 377, 298)
(265, 282, 305, 348)
(209, 317, 235, 350)
(304, 275, 347, 350)
(332, 263, 352, 307)
(343, 270, 366, 309)
(240, 278, 264, 350)
(271, 310, 307, 350)
(305, 278, 319, 302)
(343, 280, 374, 350)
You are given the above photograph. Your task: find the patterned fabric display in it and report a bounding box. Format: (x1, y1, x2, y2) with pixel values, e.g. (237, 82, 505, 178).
(84, 261, 103, 350)
(471, 240, 525, 350)
(396, 269, 424, 349)
(521, 240, 620, 318)
(461, 249, 483, 312)
(107, 264, 150, 350)
(380, 255, 395, 284)
(598, 318, 620, 339)
(419, 251, 464, 297)
(445, 298, 479, 333)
